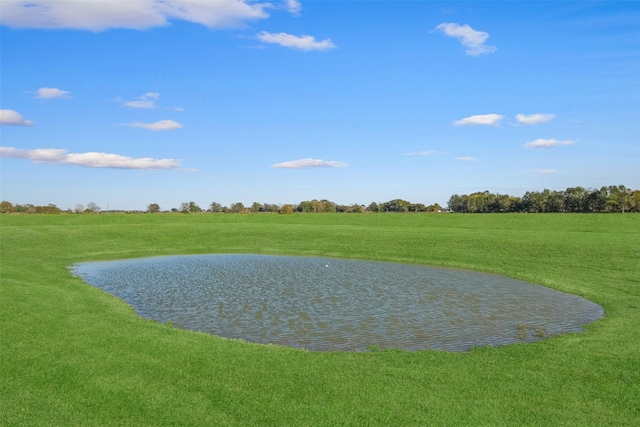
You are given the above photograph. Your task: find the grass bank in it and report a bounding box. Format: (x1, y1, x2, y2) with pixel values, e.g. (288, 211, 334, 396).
(1, 213, 639, 425)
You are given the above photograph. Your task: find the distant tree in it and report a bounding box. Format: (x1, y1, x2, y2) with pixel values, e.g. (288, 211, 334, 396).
(447, 194, 467, 213)
(564, 187, 588, 212)
(147, 203, 161, 213)
(336, 203, 364, 213)
(606, 185, 632, 213)
(367, 202, 380, 213)
(545, 191, 564, 213)
(279, 204, 294, 214)
(180, 201, 201, 213)
(426, 203, 442, 213)
(0, 201, 14, 213)
(297, 200, 320, 213)
(75, 204, 85, 214)
(409, 203, 427, 212)
(381, 199, 411, 212)
(297, 200, 314, 212)
(262, 203, 280, 213)
(486, 194, 507, 212)
(630, 190, 640, 212)
(34, 204, 61, 214)
(86, 202, 101, 214)
(190, 202, 202, 213)
(321, 200, 337, 213)
(230, 202, 246, 213)
(352, 204, 366, 213)
(209, 202, 223, 213)
(251, 202, 262, 213)
(522, 191, 544, 213)
(297, 199, 338, 213)
(466, 191, 490, 213)
(585, 187, 608, 213)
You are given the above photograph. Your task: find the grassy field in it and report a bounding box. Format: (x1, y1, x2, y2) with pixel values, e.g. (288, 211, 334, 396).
(1, 213, 639, 426)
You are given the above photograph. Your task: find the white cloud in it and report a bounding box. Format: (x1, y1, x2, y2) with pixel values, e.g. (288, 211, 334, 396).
(121, 92, 160, 109)
(406, 150, 446, 156)
(285, 0, 301, 16)
(456, 156, 479, 162)
(0, 0, 271, 31)
(0, 147, 65, 161)
(435, 23, 496, 56)
(161, 0, 270, 28)
(0, 146, 182, 169)
(35, 87, 70, 99)
(257, 31, 336, 51)
(516, 113, 556, 125)
(0, 109, 34, 126)
(533, 168, 557, 174)
(64, 152, 180, 169)
(127, 120, 183, 131)
(524, 138, 575, 149)
(271, 158, 348, 169)
(453, 114, 503, 126)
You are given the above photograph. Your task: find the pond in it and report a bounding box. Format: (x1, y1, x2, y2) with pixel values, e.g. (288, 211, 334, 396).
(71, 254, 603, 352)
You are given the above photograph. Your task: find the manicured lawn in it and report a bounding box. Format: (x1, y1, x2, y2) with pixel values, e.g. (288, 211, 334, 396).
(1, 213, 639, 425)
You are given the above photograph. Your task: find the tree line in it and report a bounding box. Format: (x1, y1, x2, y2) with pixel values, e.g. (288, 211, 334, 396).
(447, 185, 640, 213)
(2, 185, 638, 215)
(161, 199, 444, 214)
(0, 201, 102, 214)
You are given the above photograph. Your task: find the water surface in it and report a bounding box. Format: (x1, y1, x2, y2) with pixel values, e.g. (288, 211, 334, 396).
(71, 254, 603, 351)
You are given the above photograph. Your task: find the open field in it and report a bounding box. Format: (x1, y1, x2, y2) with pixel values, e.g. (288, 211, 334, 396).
(1, 213, 639, 425)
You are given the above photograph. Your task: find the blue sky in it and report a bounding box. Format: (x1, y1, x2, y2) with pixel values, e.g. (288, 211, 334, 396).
(1, 1, 638, 211)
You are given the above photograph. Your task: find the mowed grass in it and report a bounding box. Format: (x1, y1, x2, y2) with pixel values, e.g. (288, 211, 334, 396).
(1, 213, 638, 426)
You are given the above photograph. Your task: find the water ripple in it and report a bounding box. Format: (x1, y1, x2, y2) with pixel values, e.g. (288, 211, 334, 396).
(71, 254, 603, 352)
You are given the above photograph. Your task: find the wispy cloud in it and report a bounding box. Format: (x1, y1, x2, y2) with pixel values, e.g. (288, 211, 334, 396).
(271, 158, 347, 169)
(533, 168, 557, 174)
(0, 147, 65, 162)
(434, 23, 496, 56)
(405, 150, 447, 156)
(0, 0, 271, 31)
(126, 120, 183, 131)
(456, 156, 479, 162)
(516, 113, 556, 125)
(0, 146, 182, 169)
(257, 31, 336, 51)
(0, 109, 34, 126)
(285, 0, 302, 16)
(524, 138, 575, 149)
(120, 92, 160, 109)
(35, 87, 71, 99)
(453, 114, 503, 126)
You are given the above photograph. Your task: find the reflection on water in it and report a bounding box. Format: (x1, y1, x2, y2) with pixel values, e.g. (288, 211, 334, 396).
(71, 254, 603, 351)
